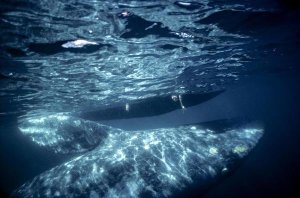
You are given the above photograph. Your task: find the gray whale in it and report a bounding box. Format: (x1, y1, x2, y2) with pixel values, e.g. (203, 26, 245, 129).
(15, 114, 263, 197)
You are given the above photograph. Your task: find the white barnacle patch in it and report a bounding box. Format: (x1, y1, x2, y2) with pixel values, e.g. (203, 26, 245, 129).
(233, 145, 248, 155)
(144, 144, 150, 150)
(74, 120, 81, 127)
(206, 129, 214, 133)
(209, 147, 218, 155)
(65, 174, 71, 183)
(18, 126, 40, 134)
(130, 135, 138, 141)
(243, 128, 263, 139)
(62, 39, 98, 48)
(116, 149, 126, 161)
(28, 117, 46, 124)
(190, 126, 197, 130)
(99, 167, 104, 174)
(92, 163, 98, 174)
(120, 11, 130, 17)
(194, 128, 206, 137)
(52, 114, 69, 121)
(175, 32, 194, 38)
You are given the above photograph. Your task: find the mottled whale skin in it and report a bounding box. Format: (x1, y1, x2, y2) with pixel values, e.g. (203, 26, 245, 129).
(18, 114, 110, 154)
(15, 114, 263, 198)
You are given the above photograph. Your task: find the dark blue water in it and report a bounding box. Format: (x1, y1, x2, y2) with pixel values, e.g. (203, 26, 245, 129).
(0, 0, 300, 197)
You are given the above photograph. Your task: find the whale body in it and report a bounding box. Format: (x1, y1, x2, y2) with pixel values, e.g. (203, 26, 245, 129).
(15, 114, 263, 197)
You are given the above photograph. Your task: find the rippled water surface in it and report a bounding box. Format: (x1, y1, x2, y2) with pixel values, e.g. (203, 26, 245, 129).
(1, 0, 292, 116)
(1, 0, 300, 197)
